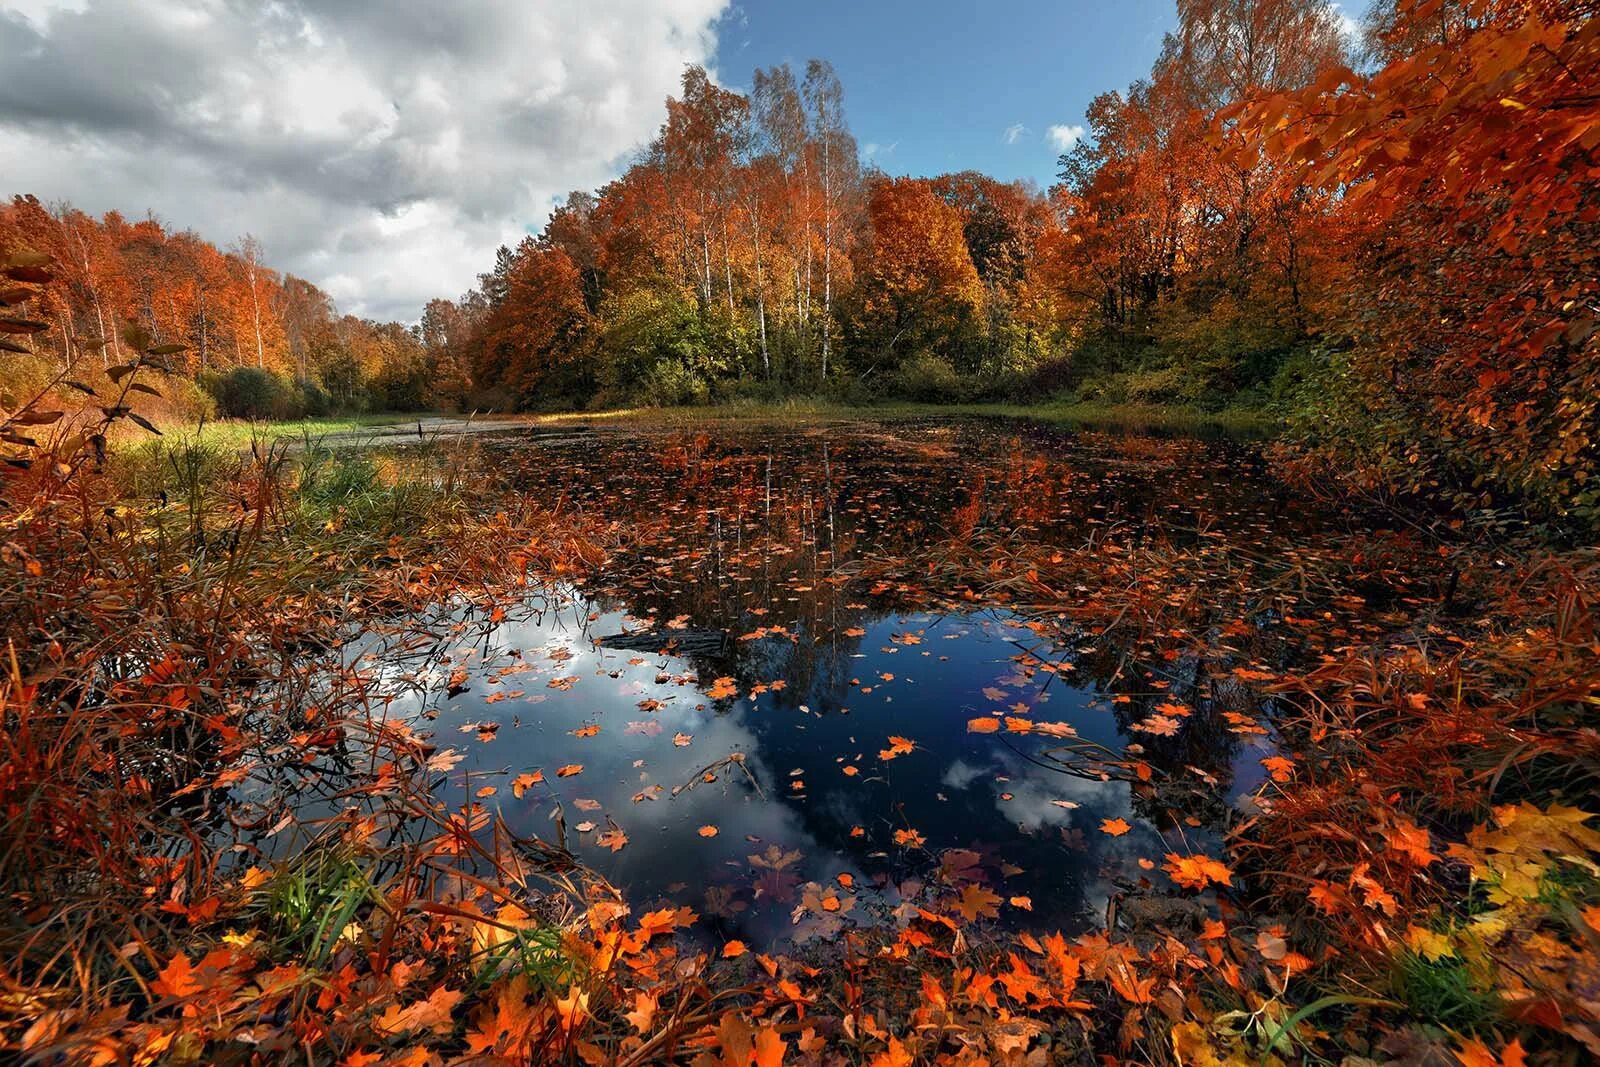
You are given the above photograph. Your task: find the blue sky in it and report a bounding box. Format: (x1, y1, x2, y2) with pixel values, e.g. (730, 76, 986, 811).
(712, 0, 1179, 190)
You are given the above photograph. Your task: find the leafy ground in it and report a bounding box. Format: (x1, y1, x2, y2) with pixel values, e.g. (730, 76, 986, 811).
(3, 369, 1597, 1066)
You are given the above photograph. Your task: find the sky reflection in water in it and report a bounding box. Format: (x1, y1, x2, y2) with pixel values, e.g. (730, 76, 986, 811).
(365, 421, 1288, 948)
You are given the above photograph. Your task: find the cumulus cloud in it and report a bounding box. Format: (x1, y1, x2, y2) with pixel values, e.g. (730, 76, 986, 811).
(0, 0, 730, 320)
(1046, 123, 1085, 152)
(1331, 3, 1362, 45)
(1002, 122, 1027, 146)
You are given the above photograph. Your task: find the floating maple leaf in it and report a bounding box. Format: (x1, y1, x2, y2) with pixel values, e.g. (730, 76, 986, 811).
(749, 844, 802, 871)
(1131, 714, 1181, 736)
(1260, 755, 1295, 782)
(954, 883, 1002, 921)
(1163, 852, 1233, 891)
(878, 735, 915, 761)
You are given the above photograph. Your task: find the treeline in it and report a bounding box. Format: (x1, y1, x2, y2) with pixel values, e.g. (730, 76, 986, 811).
(424, 6, 1357, 414)
(429, 0, 1597, 524)
(426, 61, 1078, 412)
(0, 196, 451, 420)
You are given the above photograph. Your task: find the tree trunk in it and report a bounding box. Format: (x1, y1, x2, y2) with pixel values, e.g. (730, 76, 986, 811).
(248, 262, 265, 368)
(820, 134, 832, 379)
(197, 284, 209, 372)
(749, 207, 770, 377)
(721, 216, 736, 313)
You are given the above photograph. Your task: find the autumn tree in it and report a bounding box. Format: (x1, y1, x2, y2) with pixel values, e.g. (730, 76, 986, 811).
(855, 177, 984, 378)
(1232, 0, 1600, 519)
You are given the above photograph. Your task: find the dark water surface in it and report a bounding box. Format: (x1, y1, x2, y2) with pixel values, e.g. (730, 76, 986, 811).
(360, 420, 1308, 947)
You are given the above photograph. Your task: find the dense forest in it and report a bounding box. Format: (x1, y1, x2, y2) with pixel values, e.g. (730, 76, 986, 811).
(3, 0, 1594, 523)
(0, 198, 447, 420)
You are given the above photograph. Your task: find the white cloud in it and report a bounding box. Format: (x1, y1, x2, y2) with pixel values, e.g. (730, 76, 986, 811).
(0, 0, 84, 23)
(1331, 3, 1361, 44)
(862, 140, 898, 160)
(1002, 122, 1027, 146)
(0, 0, 731, 320)
(1046, 123, 1085, 152)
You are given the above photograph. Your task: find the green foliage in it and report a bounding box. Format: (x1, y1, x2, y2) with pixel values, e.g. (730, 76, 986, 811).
(889, 351, 966, 403)
(295, 443, 455, 537)
(203, 367, 304, 420)
(594, 286, 743, 407)
(318, 351, 367, 412)
(1389, 952, 1502, 1034)
(258, 848, 381, 966)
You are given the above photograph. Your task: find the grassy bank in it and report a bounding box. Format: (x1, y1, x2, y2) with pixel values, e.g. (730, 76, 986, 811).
(143, 411, 421, 448)
(283, 398, 1280, 439)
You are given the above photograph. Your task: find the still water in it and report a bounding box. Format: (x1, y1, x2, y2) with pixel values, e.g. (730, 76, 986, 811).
(356, 420, 1305, 947)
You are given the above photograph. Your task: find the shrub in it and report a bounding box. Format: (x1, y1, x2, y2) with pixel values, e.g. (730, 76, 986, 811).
(203, 367, 303, 421)
(296, 378, 332, 418)
(890, 351, 965, 403)
(638, 361, 710, 407)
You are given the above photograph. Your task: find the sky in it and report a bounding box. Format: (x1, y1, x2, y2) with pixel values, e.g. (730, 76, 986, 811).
(713, 0, 1177, 189)
(1, 0, 1246, 322)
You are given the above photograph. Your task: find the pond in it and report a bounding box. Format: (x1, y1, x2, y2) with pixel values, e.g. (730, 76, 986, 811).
(347, 419, 1338, 949)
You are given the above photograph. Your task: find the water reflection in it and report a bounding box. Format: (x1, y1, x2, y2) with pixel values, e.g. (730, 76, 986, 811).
(363, 421, 1297, 946)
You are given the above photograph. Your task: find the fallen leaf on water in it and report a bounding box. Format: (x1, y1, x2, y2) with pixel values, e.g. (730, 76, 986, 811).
(878, 735, 915, 761)
(1164, 852, 1233, 891)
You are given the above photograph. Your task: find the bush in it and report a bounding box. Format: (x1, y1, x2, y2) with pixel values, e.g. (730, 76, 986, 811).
(203, 367, 304, 421)
(638, 362, 710, 407)
(296, 378, 333, 418)
(1122, 364, 1189, 405)
(890, 352, 965, 403)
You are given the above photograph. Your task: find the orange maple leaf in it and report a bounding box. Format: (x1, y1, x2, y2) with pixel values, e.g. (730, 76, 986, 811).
(152, 952, 202, 998)
(1164, 852, 1233, 891)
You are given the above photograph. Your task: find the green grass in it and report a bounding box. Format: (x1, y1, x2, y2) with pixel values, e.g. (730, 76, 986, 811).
(147, 413, 421, 449)
(512, 398, 1279, 437)
(121, 398, 1277, 453)
(1389, 952, 1502, 1033)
